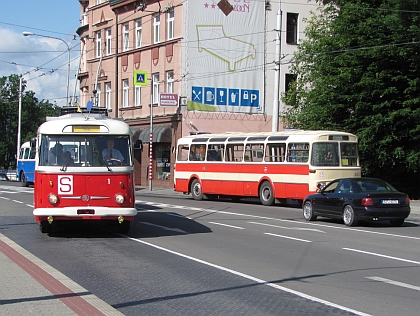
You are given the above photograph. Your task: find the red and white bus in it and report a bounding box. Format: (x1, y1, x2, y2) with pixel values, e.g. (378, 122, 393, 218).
(33, 110, 136, 233)
(174, 130, 361, 205)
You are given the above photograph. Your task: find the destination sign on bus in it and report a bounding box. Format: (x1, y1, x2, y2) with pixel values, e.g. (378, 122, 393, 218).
(72, 126, 100, 133)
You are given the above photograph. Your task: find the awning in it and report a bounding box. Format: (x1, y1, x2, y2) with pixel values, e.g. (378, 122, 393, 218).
(139, 125, 172, 143)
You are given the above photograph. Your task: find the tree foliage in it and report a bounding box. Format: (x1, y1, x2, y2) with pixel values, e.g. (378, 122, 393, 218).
(283, 0, 420, 197)
(0, 74, 60, 169)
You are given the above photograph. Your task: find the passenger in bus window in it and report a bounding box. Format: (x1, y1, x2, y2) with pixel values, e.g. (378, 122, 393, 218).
(102, 138, 124, 165)
(189, 145, 197, 161)
(48, 143, 64, 165)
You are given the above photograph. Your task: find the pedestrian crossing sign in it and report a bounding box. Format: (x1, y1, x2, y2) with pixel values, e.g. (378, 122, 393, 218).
(134, 71, 148, 86)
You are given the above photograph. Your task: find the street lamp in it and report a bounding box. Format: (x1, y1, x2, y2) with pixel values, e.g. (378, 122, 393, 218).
(23, 31, 71, 106)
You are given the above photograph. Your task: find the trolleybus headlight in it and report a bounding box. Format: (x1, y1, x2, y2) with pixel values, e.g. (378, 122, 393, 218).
(115, 194, 124, 204)
(48, 193, 59, 205)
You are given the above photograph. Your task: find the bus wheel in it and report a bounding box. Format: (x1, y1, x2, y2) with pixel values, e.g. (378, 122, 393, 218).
(21, 172, 29, 187)
(259, 181, 274, 206)
(117, 221, 130, 234)
(191, 179, 203, 201)
(40, 221, 52, 233)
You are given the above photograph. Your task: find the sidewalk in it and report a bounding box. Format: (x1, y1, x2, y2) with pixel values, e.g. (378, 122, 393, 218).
(1, 188, 419, 315)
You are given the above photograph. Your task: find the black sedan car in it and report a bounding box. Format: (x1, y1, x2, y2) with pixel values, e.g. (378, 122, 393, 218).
(303, 178, 411, 227)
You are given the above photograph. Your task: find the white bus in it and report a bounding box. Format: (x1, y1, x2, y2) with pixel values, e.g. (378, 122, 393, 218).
(174, 130, 361, 205)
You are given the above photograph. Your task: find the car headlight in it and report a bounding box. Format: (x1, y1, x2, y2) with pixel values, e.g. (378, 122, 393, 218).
(115, 194, 124, 204)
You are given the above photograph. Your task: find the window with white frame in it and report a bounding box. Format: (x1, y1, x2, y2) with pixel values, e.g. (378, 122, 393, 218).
(135, 86, 141, 107)
(96, 0, 103, 5)
(95, 83, 101, 107)
(123, 23, 129, 51)
(167, 9, 174, 40)
(122, 79, 129, 107)
(106, 28, 112, 55)
(152, 73, 159, 104)
(96, 31, 102, 58)
(135, 19, 142, 48)
(105, 82, 112, 110)
(153, 14, 160, 44)
(166, 70, 174, 93)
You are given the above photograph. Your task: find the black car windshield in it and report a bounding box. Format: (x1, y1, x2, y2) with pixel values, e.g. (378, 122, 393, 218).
(356, 179, 397, 192)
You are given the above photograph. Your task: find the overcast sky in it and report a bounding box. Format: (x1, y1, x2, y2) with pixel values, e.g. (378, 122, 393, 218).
(0, 0, 80, 107)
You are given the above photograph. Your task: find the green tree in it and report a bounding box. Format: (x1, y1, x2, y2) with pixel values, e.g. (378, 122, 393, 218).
(283, 0, 420, 197)
(0, 74, 60, 169)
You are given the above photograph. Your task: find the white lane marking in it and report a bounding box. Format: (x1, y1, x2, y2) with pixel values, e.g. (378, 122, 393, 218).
(135, 200, 419, 241)
(0, 197, 10, 200)
(249, 221, 325, 233)
(209, 222, 245, 230)
(12, 200, 23, 204)
(26, 204, 33, 208)
(264, 233, 312, 243)
(141, 222, 187, 234)
(366, 277, 420, 291)
(126, 236, 370, 316)
(343, 248, 420, 265)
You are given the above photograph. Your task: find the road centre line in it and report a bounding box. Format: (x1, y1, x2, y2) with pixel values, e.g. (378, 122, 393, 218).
(343, 248, 420, 265)
(126, 236, 370, 316)
(135, 199, 419, 241)
(264, 233, 312, 243)
(208, 222, 245, 229)
(366, 277, 420, 291)
(249, 221, 325, 233)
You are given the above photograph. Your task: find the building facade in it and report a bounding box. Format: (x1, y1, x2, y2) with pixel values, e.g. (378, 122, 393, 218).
(76, 0, 318, 188)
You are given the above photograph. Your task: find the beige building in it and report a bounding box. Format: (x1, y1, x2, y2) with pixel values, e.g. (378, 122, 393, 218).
(76, 0, 317, 188)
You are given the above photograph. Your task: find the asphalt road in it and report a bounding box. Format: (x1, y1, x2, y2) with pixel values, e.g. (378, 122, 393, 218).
(1, 182, 420, 316)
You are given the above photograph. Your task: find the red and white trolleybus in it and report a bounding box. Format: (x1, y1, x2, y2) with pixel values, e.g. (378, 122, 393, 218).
(32, 110, 136, 233)
(174, 130, 361, 205)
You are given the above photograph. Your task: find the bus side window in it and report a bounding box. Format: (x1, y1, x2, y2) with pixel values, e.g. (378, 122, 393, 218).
(177, 145, 189, 161)
(265, 143, 286, 162)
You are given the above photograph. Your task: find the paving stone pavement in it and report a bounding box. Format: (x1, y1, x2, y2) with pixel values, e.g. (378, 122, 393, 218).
(1, 186, 419, 315)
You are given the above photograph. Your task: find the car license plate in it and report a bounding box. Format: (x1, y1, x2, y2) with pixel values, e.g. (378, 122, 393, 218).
(381, 200, 399, 205)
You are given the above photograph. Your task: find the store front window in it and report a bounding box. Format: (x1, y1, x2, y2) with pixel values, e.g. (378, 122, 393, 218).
(155, 144, 171, 180)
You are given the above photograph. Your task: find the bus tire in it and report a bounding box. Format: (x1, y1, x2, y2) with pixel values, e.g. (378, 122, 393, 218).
(259, 181, 274, 206)
(117, 221, 130, 234)
(40, 221, 52, 233)
(191, 179, 203, 201)
(20, 172, 29, 187)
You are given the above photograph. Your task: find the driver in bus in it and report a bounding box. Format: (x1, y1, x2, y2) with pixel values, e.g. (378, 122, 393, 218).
(102, 138, 124, 165)
(48, 143, 64, 165)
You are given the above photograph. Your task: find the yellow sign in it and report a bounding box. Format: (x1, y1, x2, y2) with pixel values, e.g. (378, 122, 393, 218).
(134, 71, 148, 86)
(73, 126, 100, 133)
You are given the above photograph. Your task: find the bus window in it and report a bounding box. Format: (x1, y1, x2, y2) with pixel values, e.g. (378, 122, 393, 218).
(177, 145, 189, 161)
(340, 143, 358, 166)
(245, 144, 264, 162)
(226, 144, 244, 162)
(207, 144, 223, 161)
(311, 143, 339, 166)
(287, 143, 310, 162)
(265, 143, 286, 162)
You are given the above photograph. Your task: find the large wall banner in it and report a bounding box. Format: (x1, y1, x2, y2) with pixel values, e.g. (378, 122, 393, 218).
(186, 0, 265, 114)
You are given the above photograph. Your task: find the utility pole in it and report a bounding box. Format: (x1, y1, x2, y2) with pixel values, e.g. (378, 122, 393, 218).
(272, 1, 282, 132)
